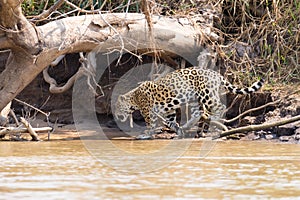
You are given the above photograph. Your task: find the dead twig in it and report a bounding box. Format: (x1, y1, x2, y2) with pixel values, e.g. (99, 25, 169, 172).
(141, 0, 153, 32)
(64, 0, 103, 14)
(98, 11, 125, 65)
(9, 109, 19, 126)
(14, 98, 49, 117)
(30, 0, 65, 22)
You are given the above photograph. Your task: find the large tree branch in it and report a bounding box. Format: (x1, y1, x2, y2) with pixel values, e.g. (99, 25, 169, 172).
(0, 8, 208, 110)
(0, 16, 205, 110)
(0, 0, 40, 54)
(0, 36, 10, 50)
(37, 13, 206, 55)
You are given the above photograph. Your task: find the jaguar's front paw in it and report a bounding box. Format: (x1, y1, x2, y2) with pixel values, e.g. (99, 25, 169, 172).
(135, 130, 154, 140)
(136, 134, 153, 140)
(176, 127, 185, 139)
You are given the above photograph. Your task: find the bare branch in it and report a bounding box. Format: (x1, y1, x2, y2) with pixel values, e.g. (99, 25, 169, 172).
(214, 115, 300, 139)
(79, 52, 104, 96)
(9, 109, 19, 126)
(98, 11, 125, 64)
(50, 55, 65, 66)
(14, 98, 49, 117)
(141, 0, 153, 32)
(43, 53, 103, 96)
(64, 0, 102, 14)
(224, 99, 280, 124)
(224, 89, 300, 124)
(30, 0, 65, 22)
(210, 120, 228, 131)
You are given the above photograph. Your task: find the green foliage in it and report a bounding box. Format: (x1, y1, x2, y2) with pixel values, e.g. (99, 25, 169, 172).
(22, 0, 141, 17)
(22, 0, 55, 16)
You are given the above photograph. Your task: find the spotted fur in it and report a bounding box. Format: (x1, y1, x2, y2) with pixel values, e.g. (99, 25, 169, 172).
(115, 67, 264, 137)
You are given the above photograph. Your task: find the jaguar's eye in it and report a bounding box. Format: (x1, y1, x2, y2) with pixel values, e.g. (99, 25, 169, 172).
(130, 106, 135, 111)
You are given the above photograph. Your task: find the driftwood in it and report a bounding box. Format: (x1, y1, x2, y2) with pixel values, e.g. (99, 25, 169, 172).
(43, 66, 86, 94)
(0, 99, 52, 141)
(0, 126, 52, 139)
(20, 117, 40, 141)
(214, 114, 300, 139)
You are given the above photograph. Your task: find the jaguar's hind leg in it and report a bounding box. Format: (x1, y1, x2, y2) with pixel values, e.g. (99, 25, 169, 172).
(206, 98, 226, 122)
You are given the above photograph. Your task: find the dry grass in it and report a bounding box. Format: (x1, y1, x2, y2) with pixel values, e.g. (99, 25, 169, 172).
(219, 0, 300, 85)
(154, 0, 300, 85)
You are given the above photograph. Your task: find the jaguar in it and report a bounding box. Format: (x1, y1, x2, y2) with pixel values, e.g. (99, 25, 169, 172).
(114, 67, 264, 138)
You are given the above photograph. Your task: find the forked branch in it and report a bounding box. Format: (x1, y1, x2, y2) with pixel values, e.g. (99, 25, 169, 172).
(214, 114, 300, 139)
(30, 0, 65, 22)
(224, 89, 300, 124)
(223, 99, 280, 124)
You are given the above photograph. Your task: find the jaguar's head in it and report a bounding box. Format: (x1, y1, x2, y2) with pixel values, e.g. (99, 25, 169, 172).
(114, 94, 135, 124)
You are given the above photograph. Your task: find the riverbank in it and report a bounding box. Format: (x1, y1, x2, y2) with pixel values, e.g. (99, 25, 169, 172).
(1, 84, 299, 143)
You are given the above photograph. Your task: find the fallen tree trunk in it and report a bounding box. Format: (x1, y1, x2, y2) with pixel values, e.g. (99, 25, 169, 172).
(0, 0, 213, 110)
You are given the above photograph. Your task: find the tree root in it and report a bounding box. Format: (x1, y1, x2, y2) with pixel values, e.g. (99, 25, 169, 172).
(43, 53, 103, 96)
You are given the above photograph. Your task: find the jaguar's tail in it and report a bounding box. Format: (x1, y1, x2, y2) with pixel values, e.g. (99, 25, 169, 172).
(221, 78, 265, 94)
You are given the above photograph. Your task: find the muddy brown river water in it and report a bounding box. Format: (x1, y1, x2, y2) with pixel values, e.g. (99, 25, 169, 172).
(0, 139, 299, 199)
